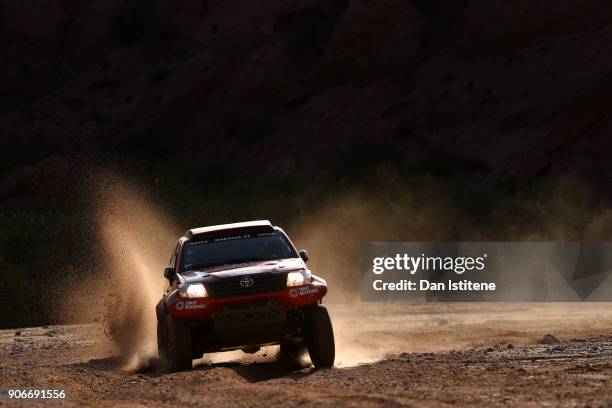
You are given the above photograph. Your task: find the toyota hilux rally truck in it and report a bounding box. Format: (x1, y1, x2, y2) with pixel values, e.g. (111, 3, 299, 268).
(156, 220, 335, 371)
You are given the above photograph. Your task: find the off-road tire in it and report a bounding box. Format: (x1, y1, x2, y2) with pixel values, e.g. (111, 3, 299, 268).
(165, 315, 192, 372)
(157, 320, 169, 366)
(305, 304, 335, 368)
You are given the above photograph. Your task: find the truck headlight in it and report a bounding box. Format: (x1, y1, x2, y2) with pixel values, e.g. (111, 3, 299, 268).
(179, 283, 208, 298)
(287, 272, 304, 286)
(287, 270, 311, 287)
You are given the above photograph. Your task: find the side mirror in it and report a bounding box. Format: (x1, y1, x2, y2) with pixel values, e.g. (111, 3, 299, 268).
(299, 250, 309, 262)
(164, 266, 176, 282)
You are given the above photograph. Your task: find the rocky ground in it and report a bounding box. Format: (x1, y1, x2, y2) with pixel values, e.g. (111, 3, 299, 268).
(2, 303, 612, 407)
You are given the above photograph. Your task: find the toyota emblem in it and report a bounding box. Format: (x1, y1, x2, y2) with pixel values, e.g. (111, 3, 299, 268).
(240, 277, 254, 288)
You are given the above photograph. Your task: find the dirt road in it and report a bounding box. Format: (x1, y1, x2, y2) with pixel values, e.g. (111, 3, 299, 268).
(2, 303, 612, 407)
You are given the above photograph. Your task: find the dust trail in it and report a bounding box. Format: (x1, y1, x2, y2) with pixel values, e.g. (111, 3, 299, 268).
(288, 186, 462, 304)
(96, 180, 180, 371)
(58, 177, 180, 371)
(288, 175, 612, 367)
(288, 190, 456, 366)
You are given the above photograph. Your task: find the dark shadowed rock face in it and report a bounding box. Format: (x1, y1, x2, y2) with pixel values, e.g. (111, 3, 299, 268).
(1, 0, 612, 191)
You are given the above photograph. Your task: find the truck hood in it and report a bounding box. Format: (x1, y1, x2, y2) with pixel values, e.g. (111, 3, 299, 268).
(180, 257, 305, 284)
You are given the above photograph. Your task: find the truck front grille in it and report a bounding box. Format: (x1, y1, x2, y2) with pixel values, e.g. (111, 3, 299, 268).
(205, 273, 287, 298)
(214, 300, 285, 329)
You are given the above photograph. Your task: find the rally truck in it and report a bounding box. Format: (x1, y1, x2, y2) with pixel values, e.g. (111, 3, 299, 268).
(155, 220, 335, 372)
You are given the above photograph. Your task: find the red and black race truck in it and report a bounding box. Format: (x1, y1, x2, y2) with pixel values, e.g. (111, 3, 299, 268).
(155, 220, 335, 371)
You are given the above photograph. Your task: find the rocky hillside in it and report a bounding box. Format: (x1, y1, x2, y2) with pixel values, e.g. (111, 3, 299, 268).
(2, 0, 612, 199)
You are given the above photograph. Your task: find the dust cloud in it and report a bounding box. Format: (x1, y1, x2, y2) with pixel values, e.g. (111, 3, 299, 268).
(97, 181, 180, 370)
(288, 174, 612, 366)
(288, 185, 463, 303)
(288, 189, 464, 366)
(59, 177, 180, 371)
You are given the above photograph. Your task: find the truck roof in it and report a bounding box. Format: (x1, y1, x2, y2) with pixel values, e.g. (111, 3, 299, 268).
(185, 220, 274, 239)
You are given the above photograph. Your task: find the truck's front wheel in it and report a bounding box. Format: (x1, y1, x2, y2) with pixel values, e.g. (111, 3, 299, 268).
(305, 304, 335, 368)
(165, 315, 192, 372)
(157, 320, 169, 365)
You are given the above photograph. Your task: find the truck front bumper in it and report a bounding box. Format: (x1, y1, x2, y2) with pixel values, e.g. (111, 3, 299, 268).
(165, 278, 327, 321)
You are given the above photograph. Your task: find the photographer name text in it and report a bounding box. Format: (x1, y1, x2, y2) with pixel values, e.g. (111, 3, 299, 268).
(371, 254, 496, 292)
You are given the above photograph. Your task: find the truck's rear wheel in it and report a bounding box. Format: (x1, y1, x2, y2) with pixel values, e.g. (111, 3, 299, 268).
(165, 315, 192, 372)
(305, 304, 335, 368)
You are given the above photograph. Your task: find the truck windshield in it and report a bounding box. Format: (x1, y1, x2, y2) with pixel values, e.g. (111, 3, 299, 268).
(181, 231, 297, 271)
